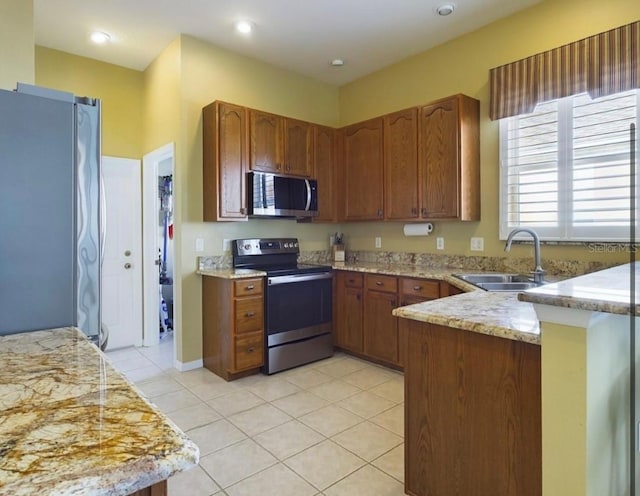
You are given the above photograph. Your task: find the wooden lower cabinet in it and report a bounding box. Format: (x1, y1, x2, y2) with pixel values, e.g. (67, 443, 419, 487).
(202, 277, 265, 381)
(363, 274, 399, 364)
(404, 319, 541, 496)
(334, 271, 450, 369)
(334, 271, 364, 353)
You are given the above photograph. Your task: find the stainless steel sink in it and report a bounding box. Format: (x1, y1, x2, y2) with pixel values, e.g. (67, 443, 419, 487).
(453, 273, 545, 292)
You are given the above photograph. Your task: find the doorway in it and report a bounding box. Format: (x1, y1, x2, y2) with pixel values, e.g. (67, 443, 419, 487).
(143, 144, 176, 363)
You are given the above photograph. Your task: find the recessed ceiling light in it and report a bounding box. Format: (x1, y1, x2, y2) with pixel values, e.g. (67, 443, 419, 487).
(331, 59, 345, 67)
(436, 3, 455, 16)
(235, 20, 253, 34)
(90, 31, 111, 44)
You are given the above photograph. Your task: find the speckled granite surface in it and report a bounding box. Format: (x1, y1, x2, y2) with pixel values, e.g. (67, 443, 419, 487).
(0, 327, 199, 496)
(197, 267, 266, 279)
(393, 292, 541, 345)
(519, 262, 639, 315)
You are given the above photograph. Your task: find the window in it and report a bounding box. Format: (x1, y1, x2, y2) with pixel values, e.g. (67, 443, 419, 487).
(500, 89, 639, 241)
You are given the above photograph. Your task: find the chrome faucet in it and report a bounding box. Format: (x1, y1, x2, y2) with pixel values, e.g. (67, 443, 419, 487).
(504, 228, 545, 283)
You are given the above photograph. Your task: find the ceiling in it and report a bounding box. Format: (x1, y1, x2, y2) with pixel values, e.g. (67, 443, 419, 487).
(34, 0, 540, 86)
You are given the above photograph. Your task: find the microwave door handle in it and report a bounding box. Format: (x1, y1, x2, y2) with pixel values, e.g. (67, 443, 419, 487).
(304, 179, 312, 211)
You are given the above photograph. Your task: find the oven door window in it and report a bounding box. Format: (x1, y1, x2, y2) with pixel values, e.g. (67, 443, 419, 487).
(266, 276, 332, 334)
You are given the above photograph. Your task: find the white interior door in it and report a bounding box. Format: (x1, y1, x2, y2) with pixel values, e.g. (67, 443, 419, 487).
(102, 156, 143, 349)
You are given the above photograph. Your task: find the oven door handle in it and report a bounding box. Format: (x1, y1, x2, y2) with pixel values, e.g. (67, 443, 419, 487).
(268, 272, 333, 285)
(304, 179, 312, 211)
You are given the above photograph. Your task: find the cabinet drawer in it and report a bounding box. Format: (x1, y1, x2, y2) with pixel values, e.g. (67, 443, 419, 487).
(365, 274, 398, 293)
(235, 297, 264, 333)
(234, 331, 264, 371)
(343, 272, 363, 288)
(234, 278, 263, 297)
(400, 278, 440, 300)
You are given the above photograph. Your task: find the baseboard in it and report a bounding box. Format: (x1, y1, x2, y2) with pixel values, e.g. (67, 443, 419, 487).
(174, 358, 204, 372)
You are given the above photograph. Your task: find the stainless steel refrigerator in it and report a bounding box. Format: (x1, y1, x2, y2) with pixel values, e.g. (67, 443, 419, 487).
(0, 84, 101, 343)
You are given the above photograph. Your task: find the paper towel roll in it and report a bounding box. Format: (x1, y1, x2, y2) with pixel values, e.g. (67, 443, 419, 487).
(403, 223, 434, 236)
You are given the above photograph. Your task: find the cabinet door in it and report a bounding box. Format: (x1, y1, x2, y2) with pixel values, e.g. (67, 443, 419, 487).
(250, 110, 283, 173)
(384, 108, 419, 220)
(203, 101, 247, 221)
(419, 96, 460, 219)
(314, 125, 337, 222)
(418, 94, 480, 221)
(363, 290, 398, 364)
(284, 118, 313, 177)
(342, 118, 384, 220)
(334, 272, 363, 352)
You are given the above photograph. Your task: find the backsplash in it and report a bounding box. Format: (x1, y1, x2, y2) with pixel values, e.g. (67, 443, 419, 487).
(199, 250, 617, 277)
(298, 250, 617, 278)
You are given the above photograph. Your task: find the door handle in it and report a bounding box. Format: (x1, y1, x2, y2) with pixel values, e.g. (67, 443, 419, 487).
(124, 263, 132, 269)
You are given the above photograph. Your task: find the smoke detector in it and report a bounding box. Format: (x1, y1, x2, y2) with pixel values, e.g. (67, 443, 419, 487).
(436, 4, 455, 16)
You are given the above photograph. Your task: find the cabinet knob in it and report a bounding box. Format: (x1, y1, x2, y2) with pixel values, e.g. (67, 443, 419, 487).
(247, 347, 255, 353)
(421, 207, 427, 216)
(246, 284, 255, 290)
(375, 281, 383, 286)
(246, 311, 255, 317)
(413, 285, 422, 291)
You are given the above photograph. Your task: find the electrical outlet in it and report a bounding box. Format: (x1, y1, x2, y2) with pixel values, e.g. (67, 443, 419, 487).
(470, 237, 484, 251)
(222, 239, 231, 251)
(195, 238, 204, 252)
(375, 237, 382, 248)
(436, 237, 445, 250)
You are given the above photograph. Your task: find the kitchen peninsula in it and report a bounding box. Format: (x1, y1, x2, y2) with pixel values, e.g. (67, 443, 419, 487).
(394, 262, 638, 496)
(0, 327, 199, 496)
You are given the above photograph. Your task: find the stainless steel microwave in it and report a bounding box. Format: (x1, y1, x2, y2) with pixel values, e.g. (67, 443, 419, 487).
(248, 171, 318, 219)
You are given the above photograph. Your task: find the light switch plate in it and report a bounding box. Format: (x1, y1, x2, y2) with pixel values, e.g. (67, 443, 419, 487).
(195, 238, 204, 252)
(436, 237, 445, 250)
(375, 237, 382, 248)
(470, 237, 484, 251)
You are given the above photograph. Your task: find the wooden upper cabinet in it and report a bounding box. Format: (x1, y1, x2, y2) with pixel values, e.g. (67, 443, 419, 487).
(384, 108, 419, 220)
(284, 118, 313, 177)
(419, 94, 480, 220)
(250, 110, 284, 174)
(314, 125, 338, 222)
(342, 117, 384, 220)
(202, 101, 248, 221)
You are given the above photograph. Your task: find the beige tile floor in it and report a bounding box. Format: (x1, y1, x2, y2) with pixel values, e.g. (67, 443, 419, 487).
(107, 337, 405, 496)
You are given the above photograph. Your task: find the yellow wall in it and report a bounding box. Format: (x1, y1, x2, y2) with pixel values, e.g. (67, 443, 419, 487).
(0, 0, 34, 89)
(35, 46, 144, 158)
(338, 0, 637, 267)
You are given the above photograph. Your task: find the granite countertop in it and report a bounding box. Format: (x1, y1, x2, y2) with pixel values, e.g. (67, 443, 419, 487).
(393, 291, 540, 345)
(518, 262, 639, 315)
(197, 267, 266, 279)
(0, 327, 199, 496)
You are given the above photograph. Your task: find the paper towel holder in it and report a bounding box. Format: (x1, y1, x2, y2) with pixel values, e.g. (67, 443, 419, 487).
(403, 223, 434, 236)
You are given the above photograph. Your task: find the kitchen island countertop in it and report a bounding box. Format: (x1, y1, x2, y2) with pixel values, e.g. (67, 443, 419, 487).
(518, 261, 639, 315)
(0, 327, 199, 496)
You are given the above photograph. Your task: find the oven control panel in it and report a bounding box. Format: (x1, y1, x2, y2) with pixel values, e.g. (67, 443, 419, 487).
(233, 238, 299, 256)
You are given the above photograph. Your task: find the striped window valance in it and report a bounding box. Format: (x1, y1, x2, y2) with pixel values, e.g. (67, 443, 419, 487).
(489, 21, 639, 120)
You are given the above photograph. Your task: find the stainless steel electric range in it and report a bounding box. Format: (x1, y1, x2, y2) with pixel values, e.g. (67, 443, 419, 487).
(232, 238, 333, 374)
